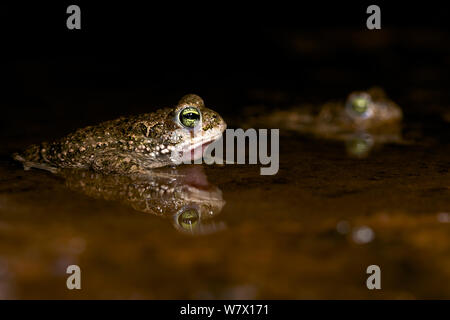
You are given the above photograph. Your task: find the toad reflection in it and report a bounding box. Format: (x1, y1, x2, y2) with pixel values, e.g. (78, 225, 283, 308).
(344, 130, 403, 158)
(59, 166, 226, 235)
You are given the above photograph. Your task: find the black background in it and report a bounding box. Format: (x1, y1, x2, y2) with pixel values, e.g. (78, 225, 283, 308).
(1, 2, 449, 143)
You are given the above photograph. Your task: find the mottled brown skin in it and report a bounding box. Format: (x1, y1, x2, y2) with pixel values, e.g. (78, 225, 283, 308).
(14, 94, 226, 175)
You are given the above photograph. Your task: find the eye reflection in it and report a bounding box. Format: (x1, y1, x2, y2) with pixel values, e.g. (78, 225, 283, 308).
(346, 133, 374, 158)
(177, 208, 200, 230)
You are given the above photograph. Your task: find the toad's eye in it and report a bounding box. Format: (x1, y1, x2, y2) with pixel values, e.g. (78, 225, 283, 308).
(179, 107, 201, 128)
(351, 97, 369, 114)
(177, 208, 199, 230)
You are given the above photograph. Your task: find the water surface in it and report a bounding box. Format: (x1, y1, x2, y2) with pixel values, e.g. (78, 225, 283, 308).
(1, 114, 449, 299)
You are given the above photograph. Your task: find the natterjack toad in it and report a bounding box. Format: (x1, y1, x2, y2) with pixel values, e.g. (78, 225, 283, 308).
(246, 87, 402, 137)
(14, 94, 226, 174)
(243, 87, 405, 158)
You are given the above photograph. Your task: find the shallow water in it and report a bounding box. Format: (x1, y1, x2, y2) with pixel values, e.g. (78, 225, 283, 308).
(0, 116, 449, 299)
(2, 24, 450, 299)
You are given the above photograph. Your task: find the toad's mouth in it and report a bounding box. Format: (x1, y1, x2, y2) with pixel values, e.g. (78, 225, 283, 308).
(189, 140, 214, 157)
(170, 121, 226, 164)
(182, 132, 223, 162)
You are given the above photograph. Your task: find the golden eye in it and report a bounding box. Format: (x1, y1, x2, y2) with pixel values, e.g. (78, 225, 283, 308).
(177, 208, 199, 230)
(179, 107, 201, 128)
(351, 97, 369, 115)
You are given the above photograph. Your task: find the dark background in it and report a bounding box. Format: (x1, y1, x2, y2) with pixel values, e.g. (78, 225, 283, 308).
(1, 3, 450, 301)
(1, 2, 449, 146)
